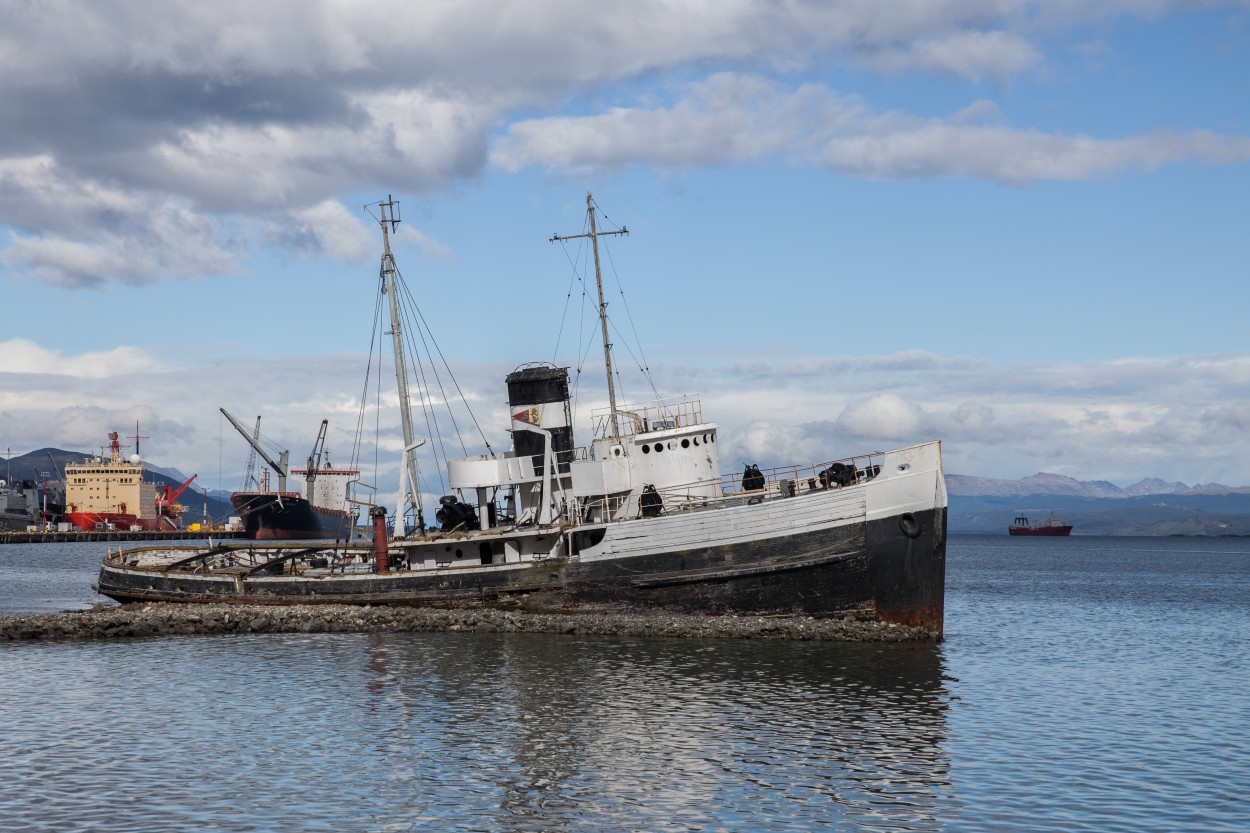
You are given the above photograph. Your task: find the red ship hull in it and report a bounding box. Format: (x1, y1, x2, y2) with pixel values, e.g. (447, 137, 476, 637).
(64, 512, 162, 532)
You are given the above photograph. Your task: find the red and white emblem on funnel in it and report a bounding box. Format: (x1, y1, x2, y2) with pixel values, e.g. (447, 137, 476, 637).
(512, 406, 541, 426)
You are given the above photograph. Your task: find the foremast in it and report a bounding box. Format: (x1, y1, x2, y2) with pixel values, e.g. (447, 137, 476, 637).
(551, 192, 628, 439)
(368, 196, 422, 527)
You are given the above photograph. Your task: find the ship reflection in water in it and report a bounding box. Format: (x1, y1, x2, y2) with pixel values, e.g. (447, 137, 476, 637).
(361, 633, 952, 831)
(0, 630, 951, 832)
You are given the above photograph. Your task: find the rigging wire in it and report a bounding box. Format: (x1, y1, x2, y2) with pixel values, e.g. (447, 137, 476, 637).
(607, 316, 657, 400)
(349, 285, 382, 473)
(349, 197, 499, 528)
(394, 265, 493, 455)
(348, 281, 387, 515)
(392, 267, 467, 496)
(550, 196, 659, 432)
(552, 234, 586, 366)
(397, 268, 475, 455)
(601, 239, 660, 401)
(554, 230, 600, 426)
(399, 293, 451, 496)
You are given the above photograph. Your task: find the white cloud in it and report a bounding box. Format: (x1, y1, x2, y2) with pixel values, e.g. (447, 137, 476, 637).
(0, 156, 242, 287)
(836, 392, 928, 441)
(400, 227, 454, 261)
(493, 73, 1250, 182)
(643, 351, 1250, 486)
(2, 334, 1249, 495)
(285, 200, 375, 261)
(0, 339, 164, 378)
(2, 2, 1248, 286)
(857, 29, 1042, 81)
(1203, 402, 1250, 433)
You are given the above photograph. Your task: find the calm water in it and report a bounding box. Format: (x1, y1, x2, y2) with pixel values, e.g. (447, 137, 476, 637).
(1, 536, 1247, 832)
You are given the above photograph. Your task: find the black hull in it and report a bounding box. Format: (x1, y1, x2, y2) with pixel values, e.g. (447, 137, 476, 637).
(230, 493, 353, 540)
(97, 507, 946, 633)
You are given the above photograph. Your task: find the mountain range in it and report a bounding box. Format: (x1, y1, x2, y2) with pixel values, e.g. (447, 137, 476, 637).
(6, 444, 1249, 536)
(948, 472, 1250, 536)
(947, 472, 1239, 499)
(2, 447, 234, 526)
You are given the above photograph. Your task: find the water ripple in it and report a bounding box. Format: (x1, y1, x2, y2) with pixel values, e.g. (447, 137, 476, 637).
(2, 535, 1249, 831)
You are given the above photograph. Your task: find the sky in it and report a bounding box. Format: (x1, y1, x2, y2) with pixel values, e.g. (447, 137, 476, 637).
(1, 0, 1249, 504)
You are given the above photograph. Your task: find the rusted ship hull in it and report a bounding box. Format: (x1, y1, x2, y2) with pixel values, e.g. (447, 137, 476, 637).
(97, 506, 945, 630)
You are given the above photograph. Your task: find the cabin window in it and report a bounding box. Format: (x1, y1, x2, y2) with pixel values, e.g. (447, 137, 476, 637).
(681, 439, 690, 449)
(641, 444, 650, 453)
(654, 443, 663, 453)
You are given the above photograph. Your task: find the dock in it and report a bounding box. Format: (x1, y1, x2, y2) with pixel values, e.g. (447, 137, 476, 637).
(0, 529, 245, 545)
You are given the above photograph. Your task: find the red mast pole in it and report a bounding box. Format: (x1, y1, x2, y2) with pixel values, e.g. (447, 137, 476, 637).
(371, 506, 389, 573)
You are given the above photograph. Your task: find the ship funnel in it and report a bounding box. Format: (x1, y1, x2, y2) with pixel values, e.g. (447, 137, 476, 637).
(506, 363, 572, 474)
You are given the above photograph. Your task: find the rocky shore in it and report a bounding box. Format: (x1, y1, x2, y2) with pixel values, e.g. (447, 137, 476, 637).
(0, 603, 939, 643)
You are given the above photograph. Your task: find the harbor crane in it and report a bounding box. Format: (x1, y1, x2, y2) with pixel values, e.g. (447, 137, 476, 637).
(220, 407, 290, 493)
(305, 419, 329, 486)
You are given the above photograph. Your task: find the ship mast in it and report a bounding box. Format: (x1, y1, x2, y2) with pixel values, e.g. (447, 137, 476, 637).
(369, 196, 422, 522)
(551, 192, 628, 438)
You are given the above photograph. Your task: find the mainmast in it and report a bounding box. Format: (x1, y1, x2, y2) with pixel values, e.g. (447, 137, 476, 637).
(551, 192, 628, 438)
(368, 196, 421, 521)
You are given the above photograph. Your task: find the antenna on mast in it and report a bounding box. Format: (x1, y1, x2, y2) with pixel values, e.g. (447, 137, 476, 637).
(130, 421, 149, 458)
(551, 192, 629, 438)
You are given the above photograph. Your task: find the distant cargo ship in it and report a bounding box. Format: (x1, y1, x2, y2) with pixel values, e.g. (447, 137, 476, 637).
(1008, 513, 1073, 536)
(227, 468, 358, 540)
(62, 429, 196, 532)
(221, 409, 359, 540)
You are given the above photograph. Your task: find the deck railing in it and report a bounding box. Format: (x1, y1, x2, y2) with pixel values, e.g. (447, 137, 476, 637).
(569, 452, 885, 523)
(591, 395, 704, 438)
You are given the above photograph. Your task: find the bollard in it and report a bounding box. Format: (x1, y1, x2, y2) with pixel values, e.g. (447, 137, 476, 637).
(370, 506, 389, 573)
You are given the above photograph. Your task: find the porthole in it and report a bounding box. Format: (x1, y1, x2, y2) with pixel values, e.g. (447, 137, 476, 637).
(642, 444, 651, 453)
(681, 438, 690, 448)
(655, 443, 663, 453)
(455, 548, 464, 558)
(693, 437, 700, 446)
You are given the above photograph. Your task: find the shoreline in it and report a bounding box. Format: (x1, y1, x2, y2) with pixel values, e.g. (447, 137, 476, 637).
(0, 603, 939, 643)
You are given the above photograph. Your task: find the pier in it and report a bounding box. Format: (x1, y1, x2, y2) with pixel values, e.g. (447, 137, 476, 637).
(0, 529, 245, 545)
